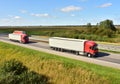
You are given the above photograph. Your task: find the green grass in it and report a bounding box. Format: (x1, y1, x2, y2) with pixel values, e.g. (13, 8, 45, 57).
(100, 49, 120, 54)
(0, 42, 120, 84)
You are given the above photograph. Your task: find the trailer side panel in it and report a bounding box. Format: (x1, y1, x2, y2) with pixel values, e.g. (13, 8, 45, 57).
(8, 34, 21, 41)
(49, 37, 87, 52)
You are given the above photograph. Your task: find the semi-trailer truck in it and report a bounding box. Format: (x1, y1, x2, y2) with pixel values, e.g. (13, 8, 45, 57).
(8, 31, 29, 43)
(49, 37, 98, 57)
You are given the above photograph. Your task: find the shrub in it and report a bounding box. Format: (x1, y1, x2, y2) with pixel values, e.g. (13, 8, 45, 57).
(0, 59, 49, 84)
(1, 59, 28, 75)
(20, 71, 49, 84)
(79, 34, 86, 39)
(73, 35, 79, 39)
(0, 73, 20, 84)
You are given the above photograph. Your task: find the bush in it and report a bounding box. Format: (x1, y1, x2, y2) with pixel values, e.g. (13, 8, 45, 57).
(79, 34, 86, 39)
(20, 71, 49, 84)
(0, 59, 49, 84)
(1, 59, 28, 75)
(0, 72, 20, 84)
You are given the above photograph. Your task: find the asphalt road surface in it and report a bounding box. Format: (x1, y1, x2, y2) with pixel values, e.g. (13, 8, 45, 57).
(0, 35, 120, 69)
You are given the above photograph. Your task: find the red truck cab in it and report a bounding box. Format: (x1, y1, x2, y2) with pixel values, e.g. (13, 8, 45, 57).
(84, 41, 98, 57)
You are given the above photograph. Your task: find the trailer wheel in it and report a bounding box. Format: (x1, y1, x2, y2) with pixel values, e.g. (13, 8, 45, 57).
(87, 53, 92, 58)
(76, 51, 79, 55)
(61, 49, 63, 52)
(50, 47, 53, 49)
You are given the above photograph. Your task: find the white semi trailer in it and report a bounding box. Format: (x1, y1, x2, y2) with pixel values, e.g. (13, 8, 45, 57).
(49, 37, 98, 57)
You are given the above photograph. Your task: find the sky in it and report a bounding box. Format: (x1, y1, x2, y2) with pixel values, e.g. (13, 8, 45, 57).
(0, 0, 120, 26)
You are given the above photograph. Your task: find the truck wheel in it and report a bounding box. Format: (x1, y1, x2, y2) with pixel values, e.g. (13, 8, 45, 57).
(87, 53, 91, 58)
(19, 41, 25, 44)
(50, 47, 53, 49)
(76, 51, 79, 55)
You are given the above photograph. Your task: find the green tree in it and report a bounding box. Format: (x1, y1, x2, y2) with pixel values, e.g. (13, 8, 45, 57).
(86, 23, 92, 28)
(99, 19, 116, 31)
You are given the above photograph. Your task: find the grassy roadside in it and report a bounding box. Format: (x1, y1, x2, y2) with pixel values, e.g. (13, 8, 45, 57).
(96, 41, 120, 54)
(96, 41, 120, 46)
(100, 49, 120, 54)
(0, 42, 120, 84)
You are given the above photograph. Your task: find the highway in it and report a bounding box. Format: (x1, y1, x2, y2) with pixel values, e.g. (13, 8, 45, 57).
(0, 35, 120, 69)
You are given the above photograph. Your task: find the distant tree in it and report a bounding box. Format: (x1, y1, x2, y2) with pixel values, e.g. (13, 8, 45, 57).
(86, 23, 92, 28)
(99, 19, 116, 31)
(96, 23, 99, 28)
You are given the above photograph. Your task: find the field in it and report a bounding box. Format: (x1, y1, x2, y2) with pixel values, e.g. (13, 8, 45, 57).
(0, 42, 120, 84)
(0, 26, 120, 43)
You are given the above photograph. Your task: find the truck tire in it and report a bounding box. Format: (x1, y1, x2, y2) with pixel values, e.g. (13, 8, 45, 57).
(76, 51, 79, 55)
(87, 53, 92, 58)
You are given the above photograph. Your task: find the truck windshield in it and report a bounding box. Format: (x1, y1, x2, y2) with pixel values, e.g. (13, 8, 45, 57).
(90, 45, 98, 50)
(24, 36, 28, 40)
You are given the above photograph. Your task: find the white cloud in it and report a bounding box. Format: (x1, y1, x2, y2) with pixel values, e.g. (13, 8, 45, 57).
(31, 13, 50, 17)
(7, 15, 22, 19)
(0, 15, 23, 26)
(20, 10, 27, 14)
(61, 5, 82, 12)
(71, 14, 75, 17)
(98, 3, 112, 8)
(12, 16, 23, 25)
(14, 16, 21, 19)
